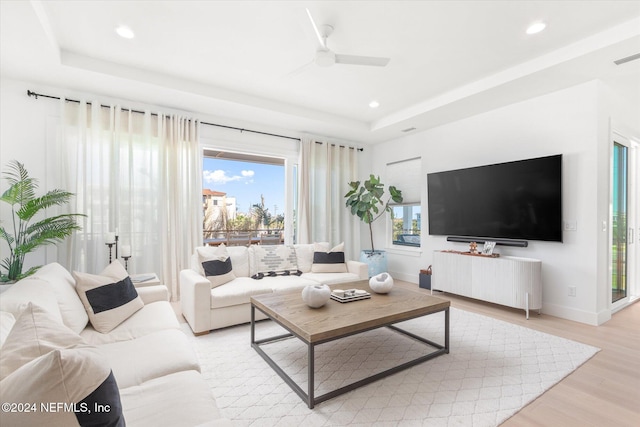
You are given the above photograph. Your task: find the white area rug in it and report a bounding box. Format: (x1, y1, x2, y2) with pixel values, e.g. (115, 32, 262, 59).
(186, 308, 599, 426)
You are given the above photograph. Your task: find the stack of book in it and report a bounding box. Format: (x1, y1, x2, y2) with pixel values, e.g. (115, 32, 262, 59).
(330, 289, 371, 303)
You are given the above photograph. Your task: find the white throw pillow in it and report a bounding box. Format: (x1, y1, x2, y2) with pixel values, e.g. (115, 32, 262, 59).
(252, 245, 299, 276)
(0, 277, 64, 324)
(0, 346, 125, 427)
(293, 243, 317, 273)
(196, 245, 237, 288)
(73, 261, 144, 333)
(0, 303, 85, 380)
(225, 245, 250, 277)
(33, 262, 89, 334)
(311, 242, 348, 273)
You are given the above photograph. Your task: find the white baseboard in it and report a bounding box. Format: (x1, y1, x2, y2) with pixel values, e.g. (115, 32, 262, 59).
(542, 302, 609, 326)
(596, 308, 612, 325)
(390, 270, 418, 284)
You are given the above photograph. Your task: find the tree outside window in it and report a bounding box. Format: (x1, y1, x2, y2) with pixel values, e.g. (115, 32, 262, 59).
(391, 204, 421, 247)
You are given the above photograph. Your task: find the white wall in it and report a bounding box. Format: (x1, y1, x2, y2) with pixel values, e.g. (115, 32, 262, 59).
(0, 79, 62, 270)
(369, 80, 635, 325)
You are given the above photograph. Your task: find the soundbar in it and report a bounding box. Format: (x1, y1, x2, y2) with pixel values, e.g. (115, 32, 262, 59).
(446, 236, 528, 248)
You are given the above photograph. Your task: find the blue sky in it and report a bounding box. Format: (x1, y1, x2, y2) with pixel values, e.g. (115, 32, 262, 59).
(202, 158, 285, 215)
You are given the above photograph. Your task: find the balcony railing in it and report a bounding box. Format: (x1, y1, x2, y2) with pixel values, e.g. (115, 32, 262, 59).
(203, 229, 283, 246)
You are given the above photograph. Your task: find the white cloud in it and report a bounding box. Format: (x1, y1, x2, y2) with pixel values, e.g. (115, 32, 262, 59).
(203, 169, 256, 185)
(203, 169, 241, 184)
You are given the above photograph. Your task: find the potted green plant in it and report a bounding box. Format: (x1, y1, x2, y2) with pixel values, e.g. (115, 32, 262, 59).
(0, 160, 84, 282)
(344, 174, 403, 276)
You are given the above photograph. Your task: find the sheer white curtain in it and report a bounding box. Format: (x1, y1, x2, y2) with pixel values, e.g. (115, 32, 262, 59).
(57, 100, 201, 300)
(297, 137, 360, 260)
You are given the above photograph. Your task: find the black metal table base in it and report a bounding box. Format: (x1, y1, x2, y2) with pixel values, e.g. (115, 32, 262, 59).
(250, 305, 450, 409)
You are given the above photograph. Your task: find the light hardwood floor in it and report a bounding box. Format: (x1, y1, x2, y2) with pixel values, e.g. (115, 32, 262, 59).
(175, 282, 640, 426)
(395, 281, 640, 427)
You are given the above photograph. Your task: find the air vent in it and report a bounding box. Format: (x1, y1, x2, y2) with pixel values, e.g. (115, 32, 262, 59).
(401, 127, 416, 133)
(614, 53, 640, 65)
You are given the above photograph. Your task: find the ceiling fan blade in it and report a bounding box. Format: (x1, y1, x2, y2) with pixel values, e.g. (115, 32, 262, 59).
(335, 54, 390, 67)
(287, 57, 316, 77)
(305, 8, 325, 48)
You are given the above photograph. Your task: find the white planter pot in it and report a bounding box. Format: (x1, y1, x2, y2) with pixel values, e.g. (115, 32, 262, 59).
(369, 272, 394, 294)
(301, 284, 331, 308)
(360, 250, 387, 277)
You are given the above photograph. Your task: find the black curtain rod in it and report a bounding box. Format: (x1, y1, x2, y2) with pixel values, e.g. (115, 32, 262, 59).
(313, 141, 363, 151)
(27, 90, 363, 151)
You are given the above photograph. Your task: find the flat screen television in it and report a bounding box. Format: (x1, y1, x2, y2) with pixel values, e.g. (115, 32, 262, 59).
(427, 154, 562, 242)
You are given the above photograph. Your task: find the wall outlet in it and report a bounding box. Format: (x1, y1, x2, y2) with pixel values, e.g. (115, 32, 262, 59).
(568, 286, 577, 297)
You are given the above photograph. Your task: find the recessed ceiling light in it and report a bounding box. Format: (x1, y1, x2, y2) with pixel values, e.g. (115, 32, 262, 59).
(526, 21, 546, 35)
(369, 100, 380, 108)
(115, 25, 135, 39)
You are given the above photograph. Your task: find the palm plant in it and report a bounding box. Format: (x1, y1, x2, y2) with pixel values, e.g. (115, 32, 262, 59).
(252, 202, 272, 230)
(272, 213, 285, 230)
(0, 160, 84, 282)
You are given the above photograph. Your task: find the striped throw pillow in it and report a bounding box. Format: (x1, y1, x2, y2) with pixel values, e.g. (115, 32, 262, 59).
(311, 242, 348, 273)
(73, 261, 144, 333)
(197, 245, 236, 288)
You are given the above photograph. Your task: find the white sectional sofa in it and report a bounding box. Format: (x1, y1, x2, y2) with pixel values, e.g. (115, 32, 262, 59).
(180, 243, 368, 334)
(0, 262, 226, 427)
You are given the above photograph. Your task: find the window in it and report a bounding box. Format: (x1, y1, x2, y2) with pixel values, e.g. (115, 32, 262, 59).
(386, 157, 422, 248)
(392, 205, 421, 247)
(202, 149, 285, 245)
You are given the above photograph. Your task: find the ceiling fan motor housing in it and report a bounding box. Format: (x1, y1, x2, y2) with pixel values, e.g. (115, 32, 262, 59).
(315, 49, 336, 67)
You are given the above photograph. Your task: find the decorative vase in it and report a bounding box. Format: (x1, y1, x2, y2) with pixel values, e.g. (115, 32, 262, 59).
(360, 250, 387, 277)
(369, 272, 394, 294)
(301, 284, 331, 308)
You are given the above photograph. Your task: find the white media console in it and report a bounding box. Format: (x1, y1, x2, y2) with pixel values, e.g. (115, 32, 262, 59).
(432, 251, 542, 319)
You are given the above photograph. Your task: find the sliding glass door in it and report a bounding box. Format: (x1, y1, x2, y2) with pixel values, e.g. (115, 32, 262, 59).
(612, 136, 637, 310)
(612, 142, 628, 303)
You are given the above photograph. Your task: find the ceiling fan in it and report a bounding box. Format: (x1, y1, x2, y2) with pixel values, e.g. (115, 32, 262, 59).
(304, 8, 390, 68)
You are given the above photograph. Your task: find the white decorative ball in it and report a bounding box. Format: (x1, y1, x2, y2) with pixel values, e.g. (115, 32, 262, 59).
(301, 284, 331, 308)
(369, 272, 394, 294)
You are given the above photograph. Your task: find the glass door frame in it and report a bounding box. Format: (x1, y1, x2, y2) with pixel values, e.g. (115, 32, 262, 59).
(611, 131, 638, 313)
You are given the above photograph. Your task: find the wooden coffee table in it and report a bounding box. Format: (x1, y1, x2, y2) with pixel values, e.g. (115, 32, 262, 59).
(250, 280, 450, 408)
